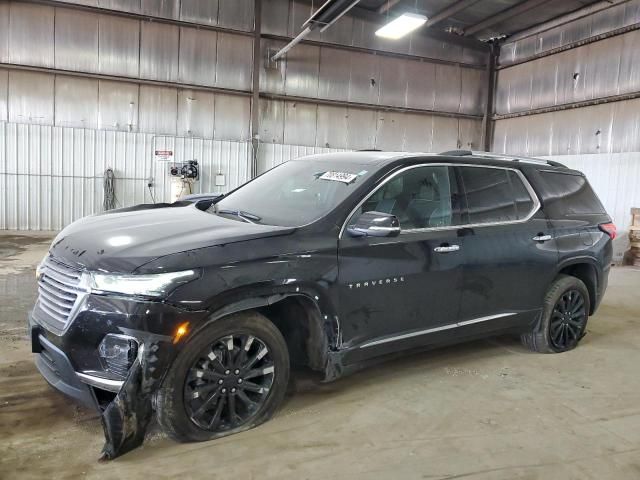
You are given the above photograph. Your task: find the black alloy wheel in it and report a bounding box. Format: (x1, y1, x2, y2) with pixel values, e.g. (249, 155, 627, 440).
(549, 289, 587, 350)
(184, 334, 275, 432)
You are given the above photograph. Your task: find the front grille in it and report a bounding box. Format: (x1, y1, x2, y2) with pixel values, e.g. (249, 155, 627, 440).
(34, 257, 85, 333)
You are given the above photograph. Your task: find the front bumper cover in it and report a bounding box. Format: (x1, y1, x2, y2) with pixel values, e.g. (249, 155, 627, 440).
(29, 296, 208, 460)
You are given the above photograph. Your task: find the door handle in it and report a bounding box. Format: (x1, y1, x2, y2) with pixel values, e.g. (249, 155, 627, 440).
(434, 245, 460, 253)
(532, 234, 552, 242)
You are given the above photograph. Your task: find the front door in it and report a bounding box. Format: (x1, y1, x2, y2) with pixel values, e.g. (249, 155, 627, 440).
(337, 164, 465, 352)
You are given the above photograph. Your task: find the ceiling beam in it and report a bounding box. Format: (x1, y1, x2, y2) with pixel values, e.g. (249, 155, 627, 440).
(425, 0, 483, 29)
(377, 0, 403, 14)
(464, 0, 555, 37)
(296, 0, 490, 51)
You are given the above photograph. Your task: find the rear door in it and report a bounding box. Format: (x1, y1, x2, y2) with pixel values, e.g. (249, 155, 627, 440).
(455, 165, 558, 332)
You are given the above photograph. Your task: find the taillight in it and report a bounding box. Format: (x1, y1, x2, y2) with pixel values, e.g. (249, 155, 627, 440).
(599, 222, 617, 240)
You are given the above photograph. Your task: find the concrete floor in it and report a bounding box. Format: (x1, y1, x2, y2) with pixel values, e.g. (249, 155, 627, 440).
(1, 233, 640, 480)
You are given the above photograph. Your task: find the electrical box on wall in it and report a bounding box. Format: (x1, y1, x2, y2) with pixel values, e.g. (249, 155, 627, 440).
(215, 174, 226, 186)
(168, 160, 199, 180)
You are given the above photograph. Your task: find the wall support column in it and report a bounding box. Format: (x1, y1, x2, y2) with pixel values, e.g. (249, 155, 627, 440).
(481, 45, 497, 151)
(251, 0, 262, 178)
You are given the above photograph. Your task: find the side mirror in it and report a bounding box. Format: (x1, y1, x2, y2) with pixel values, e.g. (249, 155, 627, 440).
(347, 211, 401, 238)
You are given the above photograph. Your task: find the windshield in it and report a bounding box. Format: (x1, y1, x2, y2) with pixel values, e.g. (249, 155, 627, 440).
(210, 160, 372, 227)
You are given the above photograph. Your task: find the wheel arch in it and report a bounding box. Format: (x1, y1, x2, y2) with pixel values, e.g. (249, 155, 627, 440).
(556, 257, 600, 315)
(189, 290, 336, 375)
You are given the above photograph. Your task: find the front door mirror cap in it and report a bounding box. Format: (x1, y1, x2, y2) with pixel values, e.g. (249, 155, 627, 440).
(347, 211, 401, 238)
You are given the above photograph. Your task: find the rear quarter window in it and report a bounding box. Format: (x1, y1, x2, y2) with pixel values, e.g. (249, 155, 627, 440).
(536, 170, 606, 218)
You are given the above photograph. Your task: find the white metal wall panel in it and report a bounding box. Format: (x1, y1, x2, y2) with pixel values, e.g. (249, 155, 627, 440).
(257, 143, 348, 173)
(405, 60, 436, 111)
(98, 15, 140, 77)
(259, 99, 285, 144)
(141, 0, 180, 19)
(98, 80, 139, 131)
(284, 101, 317, 146)
(0, 70, 7, 122)
(0, 2, 8, 63)
(213, 95, 251, 141)
(283, 44, 320, 98)
(140, 21, 180, 82)
(499, 0, 640, 66)
(177, 90, 216, 139)
(8, 71, 54, 125)
(138, 85, 177, 135)
(98, 0, 140, 13)
(180, 0, 219, 26)
(378, 56, 408, 108)
(9, 3, 55, 68)
(0, 121, 252, 230)
(261, 0, 289, 36)
(345, 108, 378, 150)
(178, 27, 218, 87)
(349, 52, 380, 105)
(435, 64, 462, 114)
(432, 117, 461, 153)
(316, 104, 348, 149)
(54, 9, 99, 73)
(460, 67, 486, 116)
(261, 40, 287, 94)
(493, 97, 640, 157)
(217, 0, 254, 32)
(55, 77, 99, 129)
(375, 111, 405, 151)
(215, 33, 253, 90)
(318, 48, 352, 102)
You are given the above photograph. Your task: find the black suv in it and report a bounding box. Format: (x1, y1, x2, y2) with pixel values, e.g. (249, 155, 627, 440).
(29, 151, 614, 458)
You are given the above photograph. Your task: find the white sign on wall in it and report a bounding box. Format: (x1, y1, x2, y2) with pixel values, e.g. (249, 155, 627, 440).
(154, 150, 174, 161)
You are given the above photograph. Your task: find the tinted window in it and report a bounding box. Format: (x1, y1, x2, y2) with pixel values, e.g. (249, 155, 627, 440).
(538, 171, 606, 218)
(357, 166, 460, 230)
(460, 167, 535, 224)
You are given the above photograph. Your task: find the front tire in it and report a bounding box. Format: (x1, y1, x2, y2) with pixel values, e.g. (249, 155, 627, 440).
(156, 311, 290, 442)
(521, 274, 590, 353)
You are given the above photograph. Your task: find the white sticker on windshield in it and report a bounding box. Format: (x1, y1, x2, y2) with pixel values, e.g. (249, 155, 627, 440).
(319, 171, 358, 184)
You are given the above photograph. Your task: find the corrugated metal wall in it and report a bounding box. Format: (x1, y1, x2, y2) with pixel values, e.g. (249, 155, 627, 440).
(0, 121, 251, 230)
(0, 0, 487, 230)
(493, 0, 640, 260)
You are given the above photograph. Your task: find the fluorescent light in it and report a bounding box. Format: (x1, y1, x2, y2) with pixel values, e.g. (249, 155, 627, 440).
(375, 13, 428, 39)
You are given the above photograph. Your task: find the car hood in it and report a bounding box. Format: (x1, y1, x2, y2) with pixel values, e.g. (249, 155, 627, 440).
(49, 204, 295, 273)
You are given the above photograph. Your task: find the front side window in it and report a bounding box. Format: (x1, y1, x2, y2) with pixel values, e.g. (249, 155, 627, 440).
(459, 166, 536, 224)
(356, 166, 460, 230)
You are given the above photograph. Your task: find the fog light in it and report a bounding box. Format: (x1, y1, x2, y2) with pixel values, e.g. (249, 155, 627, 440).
(98, 334, 138, 378)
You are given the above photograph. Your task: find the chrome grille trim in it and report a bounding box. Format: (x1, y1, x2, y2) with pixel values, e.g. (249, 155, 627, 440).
(35, 257, 88, 335)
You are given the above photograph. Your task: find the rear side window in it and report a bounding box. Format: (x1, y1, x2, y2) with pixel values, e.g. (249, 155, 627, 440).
(537, 171, 606, 218)
(459, 167, 536, 224)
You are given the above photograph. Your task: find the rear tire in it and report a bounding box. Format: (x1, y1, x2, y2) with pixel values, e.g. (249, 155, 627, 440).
(156, 311, 290, 442)
(521, 274, 590, 353)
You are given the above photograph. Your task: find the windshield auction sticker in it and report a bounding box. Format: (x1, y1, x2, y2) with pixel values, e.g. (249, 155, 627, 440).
(319, 171, 358, 184)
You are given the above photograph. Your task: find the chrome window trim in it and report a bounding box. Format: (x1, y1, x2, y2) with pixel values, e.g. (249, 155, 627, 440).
(358, 312, 517, 349)
(339, 163, 541, 239)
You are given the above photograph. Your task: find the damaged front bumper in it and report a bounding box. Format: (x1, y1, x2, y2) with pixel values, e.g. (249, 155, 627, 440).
(28, 296, 208, 459)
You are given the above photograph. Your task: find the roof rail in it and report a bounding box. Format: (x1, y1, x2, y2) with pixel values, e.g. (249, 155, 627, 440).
(438, 149, 566, 168)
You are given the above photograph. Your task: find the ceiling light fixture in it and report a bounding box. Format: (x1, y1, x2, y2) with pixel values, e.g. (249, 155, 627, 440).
(375, 13, 428, 39)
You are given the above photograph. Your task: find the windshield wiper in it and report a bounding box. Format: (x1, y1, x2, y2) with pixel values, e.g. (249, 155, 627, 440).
(217, 209, 261, 224)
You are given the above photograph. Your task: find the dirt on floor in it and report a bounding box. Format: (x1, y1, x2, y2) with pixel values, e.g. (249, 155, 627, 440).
(1, 233, 640, 480)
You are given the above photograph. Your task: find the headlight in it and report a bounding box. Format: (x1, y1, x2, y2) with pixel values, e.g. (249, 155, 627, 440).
(89, 270, 199, 298)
